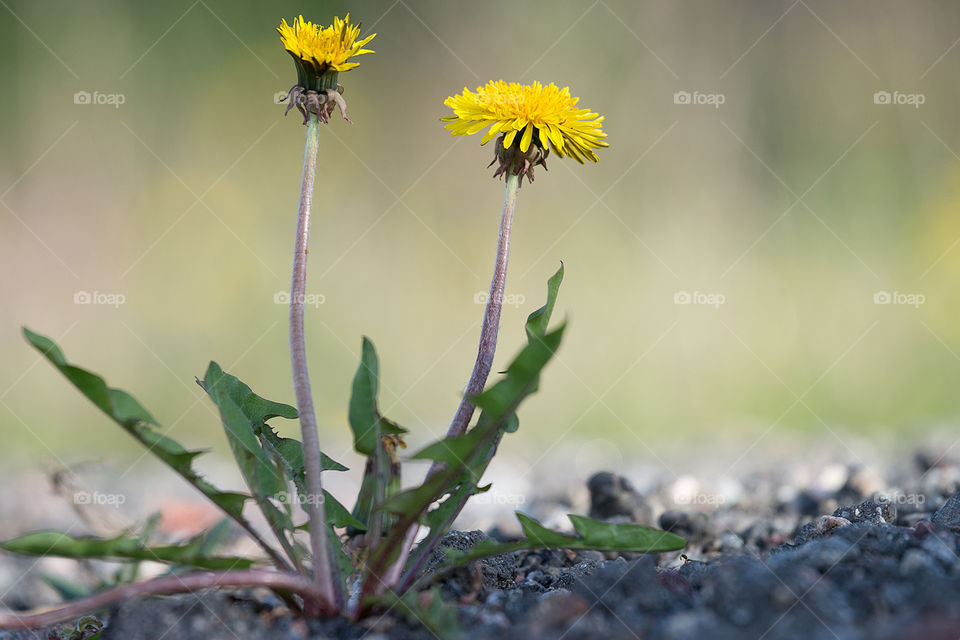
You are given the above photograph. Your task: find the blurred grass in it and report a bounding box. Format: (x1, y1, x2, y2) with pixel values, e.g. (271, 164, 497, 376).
(2, 1, 960, 479)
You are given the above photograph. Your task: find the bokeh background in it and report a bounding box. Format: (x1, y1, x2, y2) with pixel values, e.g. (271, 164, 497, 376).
(2, 1, 960, 509)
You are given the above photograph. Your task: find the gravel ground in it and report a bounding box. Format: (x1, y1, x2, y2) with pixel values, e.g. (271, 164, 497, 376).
(2, 446, 960, 639)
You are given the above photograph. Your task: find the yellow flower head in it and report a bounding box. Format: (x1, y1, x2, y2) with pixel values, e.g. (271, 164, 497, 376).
(277, 14, 375, 89)
(443, 81, 609, 164)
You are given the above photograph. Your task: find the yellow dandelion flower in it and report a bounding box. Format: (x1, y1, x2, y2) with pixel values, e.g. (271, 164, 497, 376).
(442, 81, 608, 165)
(277, 14, 375, 125)
(278, 14, 375, 80)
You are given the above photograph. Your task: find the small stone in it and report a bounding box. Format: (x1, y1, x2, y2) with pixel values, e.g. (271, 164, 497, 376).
(719, 532, 744, 552)
(916, 449, 950, 473)
(815, 463, 849, 493)
(659, 510, 710, 542)
(832, 497, 896, 525)
(816, 515, 853, 534)
(843, 466, 883, 498)
(799, 534, 860, 570)
(900, 548, 943, 576)
(587, 471, 652, 524)
(529, 590, 590, 629)
(932, 493, 960, 533)
(912, 519, 936, 539)
(921, 534, 960, 569)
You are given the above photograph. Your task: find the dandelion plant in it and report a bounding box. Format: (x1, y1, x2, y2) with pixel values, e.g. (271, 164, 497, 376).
(441, 80, 610, 439)
(277, 12, 375, 614)
(0, 14, 683, 633)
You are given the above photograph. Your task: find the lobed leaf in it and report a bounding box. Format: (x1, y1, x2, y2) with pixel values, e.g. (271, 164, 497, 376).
(199, 362, 289, 499)
(23, 329, 249, 522)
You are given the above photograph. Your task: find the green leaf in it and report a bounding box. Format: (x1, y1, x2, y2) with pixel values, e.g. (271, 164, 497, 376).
(199, 361, 296, 498)
(56, 615, 104, 640)
(516, 512, 577, 546)
(1, 530, 254, 570)
(199, 362, 335, 566)
(365, 271, 567, 587)
(372, 325, 567, 579)
(567, 514, 686, 550)
(409, 427, 485, 470)
(347, 338, 406, 536)
(471, 324, 565, 423)
(258, 423, 347, 498)
(419, 512, 686, 589)
(23, 328, 249, 522)
(195, 518, 232, 557)
(525, 263, 564, 340)
(513, 512, 685, 552)
(348, 337, 407, 456)
(41, 574, 91, 601)
(324, 491, 366, 530)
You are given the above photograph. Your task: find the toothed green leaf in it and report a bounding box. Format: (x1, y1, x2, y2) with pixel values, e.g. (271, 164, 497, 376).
(23, 328, 250, 522)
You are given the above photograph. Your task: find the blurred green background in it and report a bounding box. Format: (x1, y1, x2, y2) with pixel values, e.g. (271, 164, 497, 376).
(2, 1, 960, 483)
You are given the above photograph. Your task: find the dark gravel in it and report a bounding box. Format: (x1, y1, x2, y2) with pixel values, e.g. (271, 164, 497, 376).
(3, 450, 960, 639)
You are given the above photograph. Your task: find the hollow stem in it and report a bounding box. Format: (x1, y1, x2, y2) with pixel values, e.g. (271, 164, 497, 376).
(0, 570, 326, 630)
(447, 173, 521, 438)
(290, 112, 342, 613)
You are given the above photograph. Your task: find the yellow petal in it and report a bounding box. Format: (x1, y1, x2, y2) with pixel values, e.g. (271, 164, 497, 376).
(480, 127, 500, 145)
(519, 122, 534, 153)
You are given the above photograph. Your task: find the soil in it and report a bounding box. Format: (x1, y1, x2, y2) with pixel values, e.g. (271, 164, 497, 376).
(3, 448, 960, 639)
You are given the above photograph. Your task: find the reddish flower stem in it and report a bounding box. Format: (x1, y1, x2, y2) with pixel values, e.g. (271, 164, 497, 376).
(446, 173, 520, 439)
(290, 112, 342, 612)
(0, 570, 326, 630)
